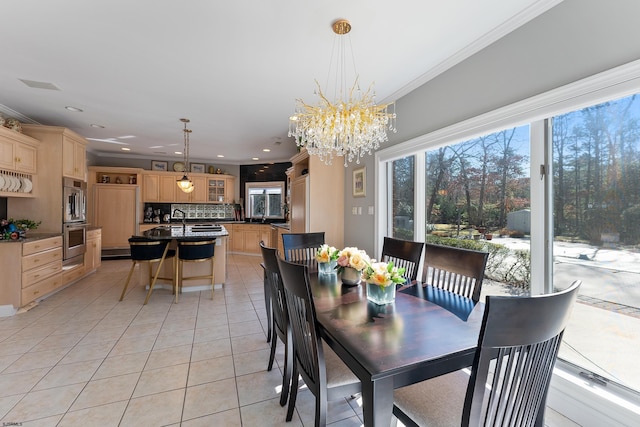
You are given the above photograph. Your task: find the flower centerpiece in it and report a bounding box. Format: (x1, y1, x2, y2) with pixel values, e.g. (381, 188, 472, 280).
(361, 261, 406, 305)
(315, 244, 339, 275)
(336, 247, 370, 285)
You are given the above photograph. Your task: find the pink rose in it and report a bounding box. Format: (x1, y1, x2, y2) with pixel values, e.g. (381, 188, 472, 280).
(337, 255, 349, 267)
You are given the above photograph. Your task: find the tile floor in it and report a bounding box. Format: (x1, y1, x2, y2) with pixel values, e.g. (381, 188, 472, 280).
(0, 254, 578, 426)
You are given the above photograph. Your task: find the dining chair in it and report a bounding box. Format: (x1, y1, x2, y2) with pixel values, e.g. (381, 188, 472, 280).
(175, 238, 215, 303)
(422, 242, 489, 302)
(277, 257, 361, 427)
(120, 236, 175, 305)
(281, 232, 325, 262)
(393, 280, 582, 427)
(259, 241, 292, 407)
(380, 236, 425, 283)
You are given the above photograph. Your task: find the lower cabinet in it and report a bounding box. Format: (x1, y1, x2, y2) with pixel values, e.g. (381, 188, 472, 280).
(84, 228, 102, 273)
(227, 223, 272, 254)
(21, 236, 63, 306)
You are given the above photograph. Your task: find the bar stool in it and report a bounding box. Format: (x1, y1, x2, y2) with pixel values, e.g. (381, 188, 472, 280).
(119, 237, 176, 305)
(175, 239, 215, 303)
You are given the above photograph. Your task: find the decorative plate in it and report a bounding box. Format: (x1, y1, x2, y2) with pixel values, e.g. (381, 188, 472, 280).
(173, 162, 185, 172)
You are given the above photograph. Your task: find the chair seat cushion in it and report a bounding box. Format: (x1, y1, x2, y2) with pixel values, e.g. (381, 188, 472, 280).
(393, 369, 469, 426)
(323, 341, 360, 390)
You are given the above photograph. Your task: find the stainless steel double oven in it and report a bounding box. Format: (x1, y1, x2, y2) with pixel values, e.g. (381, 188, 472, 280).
(63, 177, 87, 262)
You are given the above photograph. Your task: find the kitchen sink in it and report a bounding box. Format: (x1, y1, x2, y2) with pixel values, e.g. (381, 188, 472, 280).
(190, 225, 222, 232)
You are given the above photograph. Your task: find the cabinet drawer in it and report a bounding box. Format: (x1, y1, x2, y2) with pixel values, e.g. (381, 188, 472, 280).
(22, 261, 62, 288)
(22, 248, 63, 271)
(22, 272, 63, 305)
(23, 236, 63, 256)
(63, 264, 86, 284)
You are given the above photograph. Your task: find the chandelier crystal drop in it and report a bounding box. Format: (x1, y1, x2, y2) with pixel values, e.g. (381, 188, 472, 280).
(288, 19, 396, 166)
(177, 118, 194, 193)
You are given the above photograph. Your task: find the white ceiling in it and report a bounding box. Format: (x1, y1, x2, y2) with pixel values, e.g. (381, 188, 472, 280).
(0, 0, 560, 164)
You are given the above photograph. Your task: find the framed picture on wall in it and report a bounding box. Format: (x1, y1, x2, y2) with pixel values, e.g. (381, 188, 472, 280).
(191, 163, 205, 173)
(151, 160, 168, 171)
(353, 167, 366, 197)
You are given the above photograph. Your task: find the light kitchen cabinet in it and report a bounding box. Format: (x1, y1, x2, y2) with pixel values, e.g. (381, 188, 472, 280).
(93, 184, 139, 251)
(62, 135, 86, 180)
(227, 223, 271, 254)
(289, 149, 344, 248)
(141, 171, 235, 204)
(87, 166, 143, 229)
(84, 228, 102, 273)
(0, 126, 38, 174)
(0, 235, 63, 311)
(12, 125, 89, 233)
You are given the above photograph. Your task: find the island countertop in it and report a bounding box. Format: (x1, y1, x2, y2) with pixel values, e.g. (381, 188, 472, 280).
(142, 224, 229, 239)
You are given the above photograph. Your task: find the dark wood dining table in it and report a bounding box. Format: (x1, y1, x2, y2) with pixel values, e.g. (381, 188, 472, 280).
(308, 269, 485, 427)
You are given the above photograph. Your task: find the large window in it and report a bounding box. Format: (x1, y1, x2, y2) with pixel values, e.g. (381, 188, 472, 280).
(552, 94, 640, 393)
(376, 63, 640, 422)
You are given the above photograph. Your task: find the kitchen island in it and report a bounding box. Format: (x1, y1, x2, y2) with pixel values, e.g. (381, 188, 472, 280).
(140, 224, 229, 292)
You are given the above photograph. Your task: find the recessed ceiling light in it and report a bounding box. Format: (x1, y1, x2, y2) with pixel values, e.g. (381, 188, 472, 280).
(262, 148, 271, 152)
(252, 157, 259, 161)
(175, 151, 182, 155)
(118, 135, 135, 139)
(90, 124, 105, 128)
(217, 155, 224, 158)
(148, 145, 163, 149)
(65, 106, 83, 112)
(121, 147, 131, 151)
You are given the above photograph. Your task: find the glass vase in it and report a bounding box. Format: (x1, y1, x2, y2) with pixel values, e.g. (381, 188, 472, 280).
(366, 282, 396, 305)
(340, 267, 361, 285)
(318, 260, 337, 275)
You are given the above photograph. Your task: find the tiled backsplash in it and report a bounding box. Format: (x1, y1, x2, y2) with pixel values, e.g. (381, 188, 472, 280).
(171, 203, 235, 220)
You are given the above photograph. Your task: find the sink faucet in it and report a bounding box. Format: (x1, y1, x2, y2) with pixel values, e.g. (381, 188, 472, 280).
(173, 209, 186, 230)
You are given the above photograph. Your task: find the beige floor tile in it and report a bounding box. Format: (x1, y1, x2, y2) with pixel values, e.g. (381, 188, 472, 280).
(239, 397, 303, 427)
(2, 383, 84, 422)
(132, 363, 189, 397)
(0, 368, 50, 398)
(236, 368, 286, 406)
(120, 322, 162, 340)
(32, 359, 101, 390)
(233, 348, 272, 377)
(108, 334, 156, 357)
(144, 344, 192, 370)
(231, 332, 270, 354)
(0, 394, 24, 419)
(153, 328, 194, 350)
(327, 415, 366, 426)
(30, 332, 86, 352)
(227, 309, 259, 324)
(293, 389, 358, 426)
(193, 324, 229, 343)
(181, 407, 241, 426)
(0, 353, 22, 372)
(120, 388, 185, 427)
(0, 337, 43, 357)
(16, 414, 64, 426)
(161, 316, 197, 332)
(195, 312, 228, 328)
(187, 355, 235, 386)
(58, 400, 128, 427)
(229, 320, 264, 338)
(191, 338, 232, 362)
(3, 347, 70, 374)
(182, 378, 238, 421)
(92, 352, 150, 380)
(70, 372, 139, 411)
(59, 340, 116, 364)
(78, 327, 125, 346)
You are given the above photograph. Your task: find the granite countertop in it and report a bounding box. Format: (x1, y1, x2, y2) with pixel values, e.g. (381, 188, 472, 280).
(0, 232, 62, 243)
(142, 224, 229, 239)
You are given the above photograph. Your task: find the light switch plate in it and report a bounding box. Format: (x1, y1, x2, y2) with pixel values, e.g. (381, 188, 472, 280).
(368, 206, 374, 215)
(352, 207, 358, 215)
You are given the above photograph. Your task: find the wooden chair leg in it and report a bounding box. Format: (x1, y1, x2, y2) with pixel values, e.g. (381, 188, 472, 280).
(279, 333, 292, 407)
(119, 261, 137, 301)
(144, 245, 170, 305)
(267, 319, 277, 371)
(210, 257, 215, 299)
(286, 364, 299, 422)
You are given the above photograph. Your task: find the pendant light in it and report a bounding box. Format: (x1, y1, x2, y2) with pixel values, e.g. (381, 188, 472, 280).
(177, 118, 194, 193)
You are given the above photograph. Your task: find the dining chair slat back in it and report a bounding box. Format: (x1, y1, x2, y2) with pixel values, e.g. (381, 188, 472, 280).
(422, 243, 488, 302)
(393, 280, 581, 427)
(277, 257, 361, 427)
(380, 237, 425, 282)
(282, 232, 325, 262)
(259, 241, 291, 406)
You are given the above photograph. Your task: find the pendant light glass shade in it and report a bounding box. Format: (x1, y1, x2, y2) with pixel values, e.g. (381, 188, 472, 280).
(177, 118, 194, 193)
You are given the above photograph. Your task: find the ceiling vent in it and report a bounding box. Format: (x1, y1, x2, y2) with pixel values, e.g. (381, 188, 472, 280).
(19, 79, 60, 90)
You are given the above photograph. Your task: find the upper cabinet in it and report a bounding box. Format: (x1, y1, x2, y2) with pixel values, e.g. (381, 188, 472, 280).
(141, 171, 235, 203)
(62, 134, 87, 180)
(0, 126, 38, 174)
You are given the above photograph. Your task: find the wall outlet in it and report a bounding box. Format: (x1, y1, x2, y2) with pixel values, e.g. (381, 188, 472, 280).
(368, 206, 374, 215)
(352, 206, 358, 215)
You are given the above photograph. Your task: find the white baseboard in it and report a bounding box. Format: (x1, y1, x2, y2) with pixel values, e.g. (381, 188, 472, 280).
(0, 304, 17, 317)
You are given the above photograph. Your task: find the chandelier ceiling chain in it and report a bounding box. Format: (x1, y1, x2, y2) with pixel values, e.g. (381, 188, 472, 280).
(288, 19, 397, 166)
(177, 118, 194, 193)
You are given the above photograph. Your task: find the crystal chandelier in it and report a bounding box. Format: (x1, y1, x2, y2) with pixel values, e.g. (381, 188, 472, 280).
(288, 19, 396, 166)
(177, 118, 194, 193)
